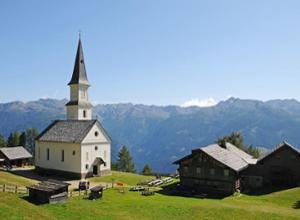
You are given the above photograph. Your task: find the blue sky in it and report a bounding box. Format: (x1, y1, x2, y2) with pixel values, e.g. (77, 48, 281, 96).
(1, 1, 300, 106)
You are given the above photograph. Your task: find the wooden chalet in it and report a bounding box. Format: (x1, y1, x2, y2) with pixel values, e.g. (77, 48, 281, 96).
(174, 141, 300, 195)
(241, 142, 300, 189)
(27, 180, 70, 204)
(0, 146, 32, 167)
(174, 143, 256, 195)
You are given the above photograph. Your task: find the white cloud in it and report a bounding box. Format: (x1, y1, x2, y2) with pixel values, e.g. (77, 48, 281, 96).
(181, 97, 218, 108)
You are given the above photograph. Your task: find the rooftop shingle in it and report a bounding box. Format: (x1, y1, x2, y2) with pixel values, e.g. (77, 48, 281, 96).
(0, 146, 32, 160)
(36, 120, 97, 143)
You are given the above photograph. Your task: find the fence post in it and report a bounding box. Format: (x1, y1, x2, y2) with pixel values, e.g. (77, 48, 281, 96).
(3, 184, 5, 192)
(79, 190, 81, 196)
(15, 185, 18, 194)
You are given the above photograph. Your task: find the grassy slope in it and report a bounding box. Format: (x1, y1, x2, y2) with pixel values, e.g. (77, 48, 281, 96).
(0, 171, 37, 186)
(0, 188, 299, 220)
(0, 171, 299, 219)
(90, 171, 154, 186)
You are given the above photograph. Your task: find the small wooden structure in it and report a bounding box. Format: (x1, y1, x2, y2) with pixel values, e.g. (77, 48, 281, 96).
(89, 185, 103, 200)
(0, 146, 32, 168)
(27, 179, 70, 204)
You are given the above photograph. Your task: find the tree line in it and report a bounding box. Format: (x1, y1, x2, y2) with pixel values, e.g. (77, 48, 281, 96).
(0, 128, 38, 154)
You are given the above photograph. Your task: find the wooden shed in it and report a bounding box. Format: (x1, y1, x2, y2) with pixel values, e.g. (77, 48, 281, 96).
(27, 179, 70, 204)
(0, 146, 32, 168)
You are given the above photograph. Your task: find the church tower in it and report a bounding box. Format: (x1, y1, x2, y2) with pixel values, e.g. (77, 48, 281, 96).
(66, 38, 93, 120)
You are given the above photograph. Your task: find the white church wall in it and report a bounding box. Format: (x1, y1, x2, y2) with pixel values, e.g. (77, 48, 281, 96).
(80, 143, 111, 174)
(35, 141, 82, 173)
(78, 107, 92, 120)
(67, 105, 78, 120)
(82, 124, 109, 143)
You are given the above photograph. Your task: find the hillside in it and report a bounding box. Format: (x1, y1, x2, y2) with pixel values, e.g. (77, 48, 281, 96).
(0, 170, 299, 220)
(1, 98, 300, 172)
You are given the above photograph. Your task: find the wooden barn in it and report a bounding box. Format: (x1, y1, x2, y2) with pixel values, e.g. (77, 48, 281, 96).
(27, 180, 70, 204)
(0, 146, 32, 168)
(241, 142, 300, 189)
(174, 143, 257, 195)
(174, 141, 300, 195)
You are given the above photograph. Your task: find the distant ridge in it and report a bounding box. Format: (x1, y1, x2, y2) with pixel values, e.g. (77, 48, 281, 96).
(1, 97, 300, 172)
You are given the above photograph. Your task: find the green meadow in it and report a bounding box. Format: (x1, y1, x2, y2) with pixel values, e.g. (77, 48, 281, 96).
(0, 170, 299, 220)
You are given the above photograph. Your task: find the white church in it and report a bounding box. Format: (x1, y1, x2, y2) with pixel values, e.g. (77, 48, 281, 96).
(35, 39, 111, 179)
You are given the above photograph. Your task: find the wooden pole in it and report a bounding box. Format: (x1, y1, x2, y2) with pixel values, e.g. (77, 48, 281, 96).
(3, 184, 5, 192)
(15, 185, 18, 194)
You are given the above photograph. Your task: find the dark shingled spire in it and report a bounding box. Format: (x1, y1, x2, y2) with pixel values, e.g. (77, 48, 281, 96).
(68, 38, 90, 86)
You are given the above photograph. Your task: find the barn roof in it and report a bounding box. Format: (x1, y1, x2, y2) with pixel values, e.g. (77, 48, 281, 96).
(174, 143, 256, 172)
(0, 146, 32, 160)
(225, 143, 257, 164)
(258, 141, 300, 162)
(36, 119, 111, 143)
(200, 144, 250, 172)
(27, 179, 70, 192)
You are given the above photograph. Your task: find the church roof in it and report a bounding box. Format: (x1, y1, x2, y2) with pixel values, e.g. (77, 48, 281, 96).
(68, 39, 90, 86)
(36, 120, 111, 143)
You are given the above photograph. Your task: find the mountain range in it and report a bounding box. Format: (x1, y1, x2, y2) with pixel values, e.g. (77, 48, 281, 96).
(1, 97, 300, 172)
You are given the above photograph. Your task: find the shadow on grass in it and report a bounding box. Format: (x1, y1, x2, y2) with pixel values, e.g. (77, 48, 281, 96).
(10, 169, 79, 182)
(156, 182, 228, 199)
(293, 201, 300, 209)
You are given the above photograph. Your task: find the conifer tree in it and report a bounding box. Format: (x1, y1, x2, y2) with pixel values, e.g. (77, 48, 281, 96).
(116, 145, 136, 173)
(141, 164, 153, 175)
(7, 131, 20, 147)
(25, 128, 38, 154)
(19, 132, 26, 147)
(0, 133, 6, 147)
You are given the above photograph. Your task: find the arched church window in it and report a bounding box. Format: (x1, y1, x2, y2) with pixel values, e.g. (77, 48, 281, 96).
(83, 110, 87, 118)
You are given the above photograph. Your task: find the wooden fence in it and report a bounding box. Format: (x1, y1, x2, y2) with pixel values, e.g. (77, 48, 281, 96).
(0, 184, 28, 194)
(0, 183, 112, 198)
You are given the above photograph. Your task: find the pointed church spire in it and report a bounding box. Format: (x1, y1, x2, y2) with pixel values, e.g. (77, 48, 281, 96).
(68, 38, 90, 86)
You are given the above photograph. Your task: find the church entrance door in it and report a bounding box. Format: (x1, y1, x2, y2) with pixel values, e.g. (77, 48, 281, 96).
(93, 165, 98, 175)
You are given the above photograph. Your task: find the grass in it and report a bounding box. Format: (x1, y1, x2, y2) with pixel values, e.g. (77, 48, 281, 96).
(90, 171, 154, 186)
(0, 171, 299, 219)
(0, 187, 299, 220)
(0, 170, 37, 186)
